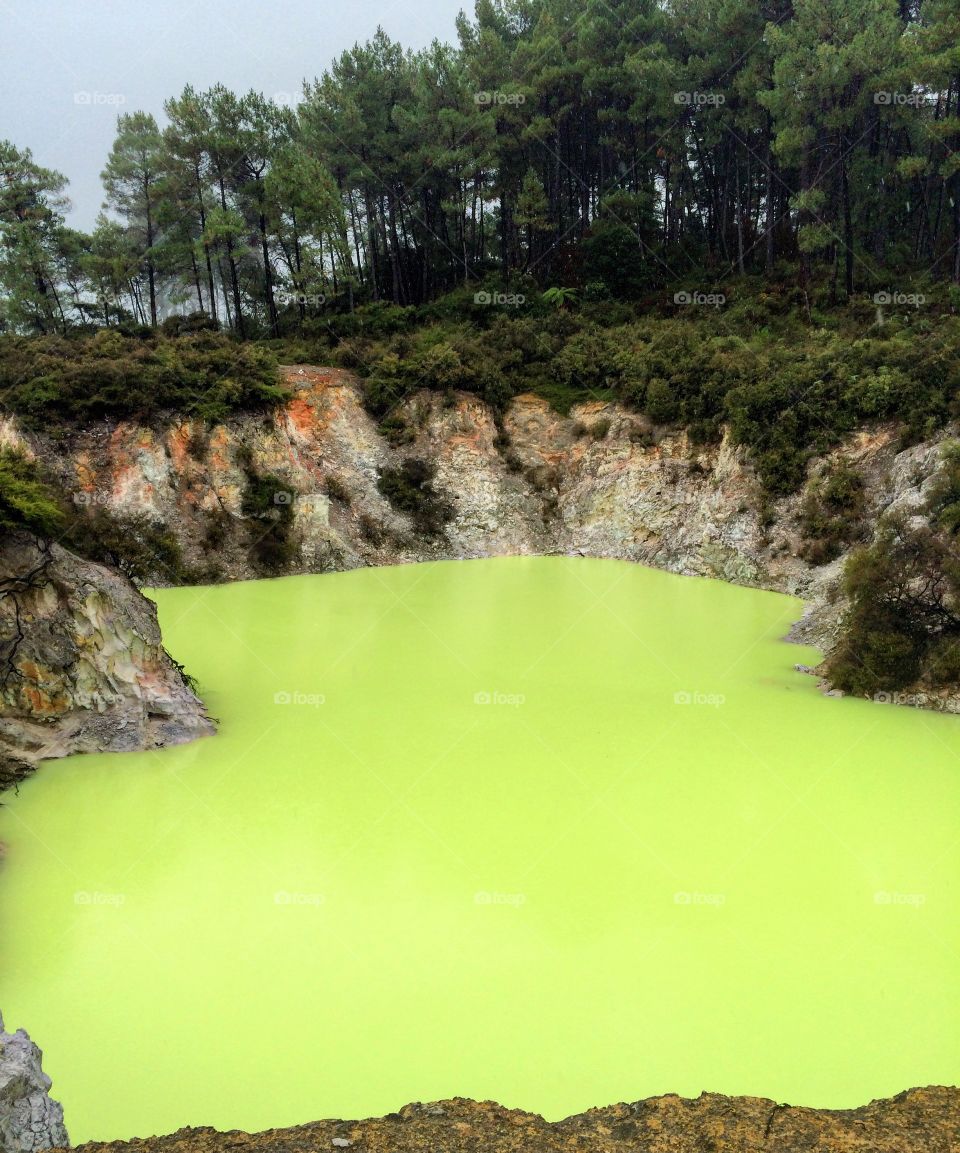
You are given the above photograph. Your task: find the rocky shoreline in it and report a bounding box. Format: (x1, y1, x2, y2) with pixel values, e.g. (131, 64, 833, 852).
(2, 1008, 957, 1152)
(61, 1088, 960, 1153)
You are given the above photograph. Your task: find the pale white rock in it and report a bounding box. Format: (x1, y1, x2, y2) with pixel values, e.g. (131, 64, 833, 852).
(0, 1013, 68, 1153)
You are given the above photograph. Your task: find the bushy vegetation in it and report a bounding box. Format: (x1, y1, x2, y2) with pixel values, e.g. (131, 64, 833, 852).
(799, 461, 868, 565)
(270, 280, 960, 497)
(63, 509, 187, 584)
(376, 458, 454, 538)
(0, 449, 65, 537)
(826, 445, 960, 696)
(0, 329, 285, 426)
(0, 449, 190, 584)
(237, 449, 298, 574)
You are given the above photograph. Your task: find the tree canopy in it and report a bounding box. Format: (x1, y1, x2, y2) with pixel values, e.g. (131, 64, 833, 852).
(2, 0, 959, 333)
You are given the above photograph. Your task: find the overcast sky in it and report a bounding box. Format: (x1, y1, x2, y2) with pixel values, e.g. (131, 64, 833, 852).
(0, 0, 467, 229)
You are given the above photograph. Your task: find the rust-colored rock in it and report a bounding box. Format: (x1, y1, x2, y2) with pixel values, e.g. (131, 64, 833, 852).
(67, 1088, 960, 1153)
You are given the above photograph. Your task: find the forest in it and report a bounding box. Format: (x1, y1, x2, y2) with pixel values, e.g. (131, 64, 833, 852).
(1, 0, 959, 334)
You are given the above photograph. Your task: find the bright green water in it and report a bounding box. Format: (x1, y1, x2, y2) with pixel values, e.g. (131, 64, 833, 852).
(1, 557, 958, 1141)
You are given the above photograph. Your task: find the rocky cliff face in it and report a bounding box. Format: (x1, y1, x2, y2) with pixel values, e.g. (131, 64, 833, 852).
(68, 1087, 960, 1153)
(0, 1013, 68, 1153)
(7, 368, 954, 648)
(2, 365, 956, 704)
(0, 532, 214, 787)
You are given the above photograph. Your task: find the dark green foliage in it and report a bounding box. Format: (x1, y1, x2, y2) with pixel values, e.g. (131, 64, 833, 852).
(185, 424, 211, 462)
(0, 450, 65, 537)
(239, 460, 297, 573)
(65, 509, 186, 585)
(925, 445, 960, 534)
(4, 2, 960, 340)
(0, 330, 286, 426)
(827, 445, 960, 694)
(323, 475, 351, 505)
(376, 458, 454, 538)
(800, 461, 867, 565)
(320, 292, 960, 496)
(357, 513, 385, 547)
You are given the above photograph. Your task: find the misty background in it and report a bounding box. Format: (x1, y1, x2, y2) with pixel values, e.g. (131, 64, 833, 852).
(0, 0, 466, 229)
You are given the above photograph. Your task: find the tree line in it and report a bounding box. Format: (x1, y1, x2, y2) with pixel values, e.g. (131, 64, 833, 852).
(2, 0, 960, 336)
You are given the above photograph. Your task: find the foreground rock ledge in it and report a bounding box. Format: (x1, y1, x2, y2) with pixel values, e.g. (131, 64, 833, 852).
(67, 1088, 960, 1153)
(0, 1012, 68, 1152)
(0, 532, 214, 786)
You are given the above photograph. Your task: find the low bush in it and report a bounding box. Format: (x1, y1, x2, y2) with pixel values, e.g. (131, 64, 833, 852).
(238, 458, 298, 573)
(826, 445, 960, 694)
(64, 509, 186, 585)
(376, 458, 454, 538)
(0, 450, 65, 537)
(0, 330, 286, 426)
(799, 460, 867, 565)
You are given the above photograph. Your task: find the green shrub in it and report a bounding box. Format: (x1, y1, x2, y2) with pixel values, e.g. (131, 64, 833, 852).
(799, 461, 867, 565)
(0, 450, 65, 537)
(239, 463, 298, 573)
(0, 331, 286, 426)
(65, 509, 186, 585)
(324, 475, 351, 505)
(826, 508, 960, 694)
(376, 458, 454, 537)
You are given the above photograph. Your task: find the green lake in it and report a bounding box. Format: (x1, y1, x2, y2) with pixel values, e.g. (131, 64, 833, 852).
(1, 556, 957, 1141)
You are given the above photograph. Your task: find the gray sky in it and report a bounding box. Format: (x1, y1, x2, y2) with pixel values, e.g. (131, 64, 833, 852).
(0, 0, 467, 229)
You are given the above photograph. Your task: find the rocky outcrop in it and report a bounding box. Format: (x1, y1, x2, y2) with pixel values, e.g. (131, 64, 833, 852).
(4, 365, 958, 702)
(0, 1013, 68, 1153)
(68, 1088, 960, 1153)
(0, 533, 214, 787)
